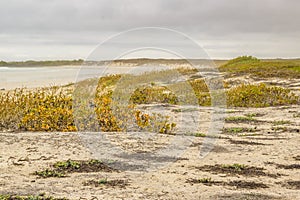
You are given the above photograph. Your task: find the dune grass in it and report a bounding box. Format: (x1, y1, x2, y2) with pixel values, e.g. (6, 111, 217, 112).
(219, 56, 300, 79)
(0, 65, 299, 132)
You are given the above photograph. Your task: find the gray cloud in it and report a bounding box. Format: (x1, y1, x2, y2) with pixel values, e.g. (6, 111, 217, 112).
(0, 0, 299, 60)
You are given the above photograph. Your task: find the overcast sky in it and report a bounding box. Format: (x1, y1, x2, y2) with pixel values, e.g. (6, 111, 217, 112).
(0, 0, 299, 61)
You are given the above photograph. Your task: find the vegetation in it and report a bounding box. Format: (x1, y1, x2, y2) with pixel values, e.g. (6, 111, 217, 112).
(0, 74, 176, 133)
(0, 194, 67, 200)
(93, 75, 177, 133)
(0, 64, 299, 133)
(83, 179, 128, 188)
(272, 120, 291, 126)
(35, 159, 113, 178)
(0, 59, 83, 67)
(225, 115, 258, 123)
(226, 83, 299, 107)
(0, 87, 76, 132)
(223, 127, 257, 134)
(222, 163, 247, 171)
(130, 85, 178, 104)
(194, 133, 207, 137)
(219, 56, 300, 78)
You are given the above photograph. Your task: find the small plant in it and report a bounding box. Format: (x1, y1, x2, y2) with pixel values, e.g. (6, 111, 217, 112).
(35, 159, 113, 178)
(0, 194, 67, 200)
(245, 113, 263, 118)
(222, 163, 247, 171)
(271, 126, 288, 132)
(88, 159, 103, 165)
(293, 113, 300, 118)
(54, 160, 81, 170)
(197, 177, 213, 183)
(83, 179, 128, 188)
(272, 120, 290, 126)
(194, 133, 207, 137)
(225, 116, 257, 123)
(223, 127, 257, 134)
(226, 83, 299, 107)
(98, 178, 108, 185)
(35, 169, 66, 178)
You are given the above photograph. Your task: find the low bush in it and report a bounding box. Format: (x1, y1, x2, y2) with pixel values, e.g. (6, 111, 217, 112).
(220, 56, 300, 78)
(226, 83, 299, 107)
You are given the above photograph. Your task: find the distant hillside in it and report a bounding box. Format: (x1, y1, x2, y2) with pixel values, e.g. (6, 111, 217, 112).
(0, 59, 84, 67)
(1, 57, 299, 68)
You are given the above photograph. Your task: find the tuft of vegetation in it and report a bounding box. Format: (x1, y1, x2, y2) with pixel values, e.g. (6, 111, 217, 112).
(220, 56, 300, 79)
(223, 127, 257, 134)
(83, 178, 129, 188)
(0, 193, 67, 200)
(130, 85, 178, 105)
(35, 169, 66, 178)
(221, 163, 247, 171)
(93, 75, 177, 133)
(35, 159, 114, 178)
(0, 59, 83, 67)
(0, 87, 76, 132)
(225, 115, 258, 123)
(194, 133, 207, 137)
(226, 83, 299, 107)
(196, 177, 213, 183)
(272, 120, 291, 126)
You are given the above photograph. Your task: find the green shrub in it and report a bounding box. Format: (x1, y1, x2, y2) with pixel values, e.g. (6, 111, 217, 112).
(226, 83, 299, 107)
(0, 88, 76, 132)
(220, 56, 300, 78)
(130, 86, 178, 104)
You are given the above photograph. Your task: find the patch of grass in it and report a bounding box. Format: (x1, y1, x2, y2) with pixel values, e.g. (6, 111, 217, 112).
(186, 177, 216, 185)
(245, 113, 265, 118)
(98, 178, 108, 184)
(225, 116, 258, 123)
(219, 56, 300, 79)
(130, 85, 178, 105)
(223, 127, 257, 134)
(53, 160, 81, 170)
(35, 159, 115, 178)
(222, 163, 247, 171)
(271, 126, 288, 132)
(35, 169, 66, 178)
(0, 87, 76, 132)
(0, 193, 67, 200)
(83, 179, 128, 188)
(226, 83, 299, 107)
(194, 133, 207, 137)
(272, 120, 290, 126)
(197, 177, 213, 183)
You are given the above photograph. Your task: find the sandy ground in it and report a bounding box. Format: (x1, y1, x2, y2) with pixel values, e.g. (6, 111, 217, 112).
(0, 104, 299, 199)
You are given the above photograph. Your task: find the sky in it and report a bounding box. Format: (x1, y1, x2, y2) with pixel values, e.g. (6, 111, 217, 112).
(0, 0, 299, 61)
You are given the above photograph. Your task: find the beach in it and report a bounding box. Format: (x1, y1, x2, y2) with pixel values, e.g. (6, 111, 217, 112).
(0, 59, 299, 199)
